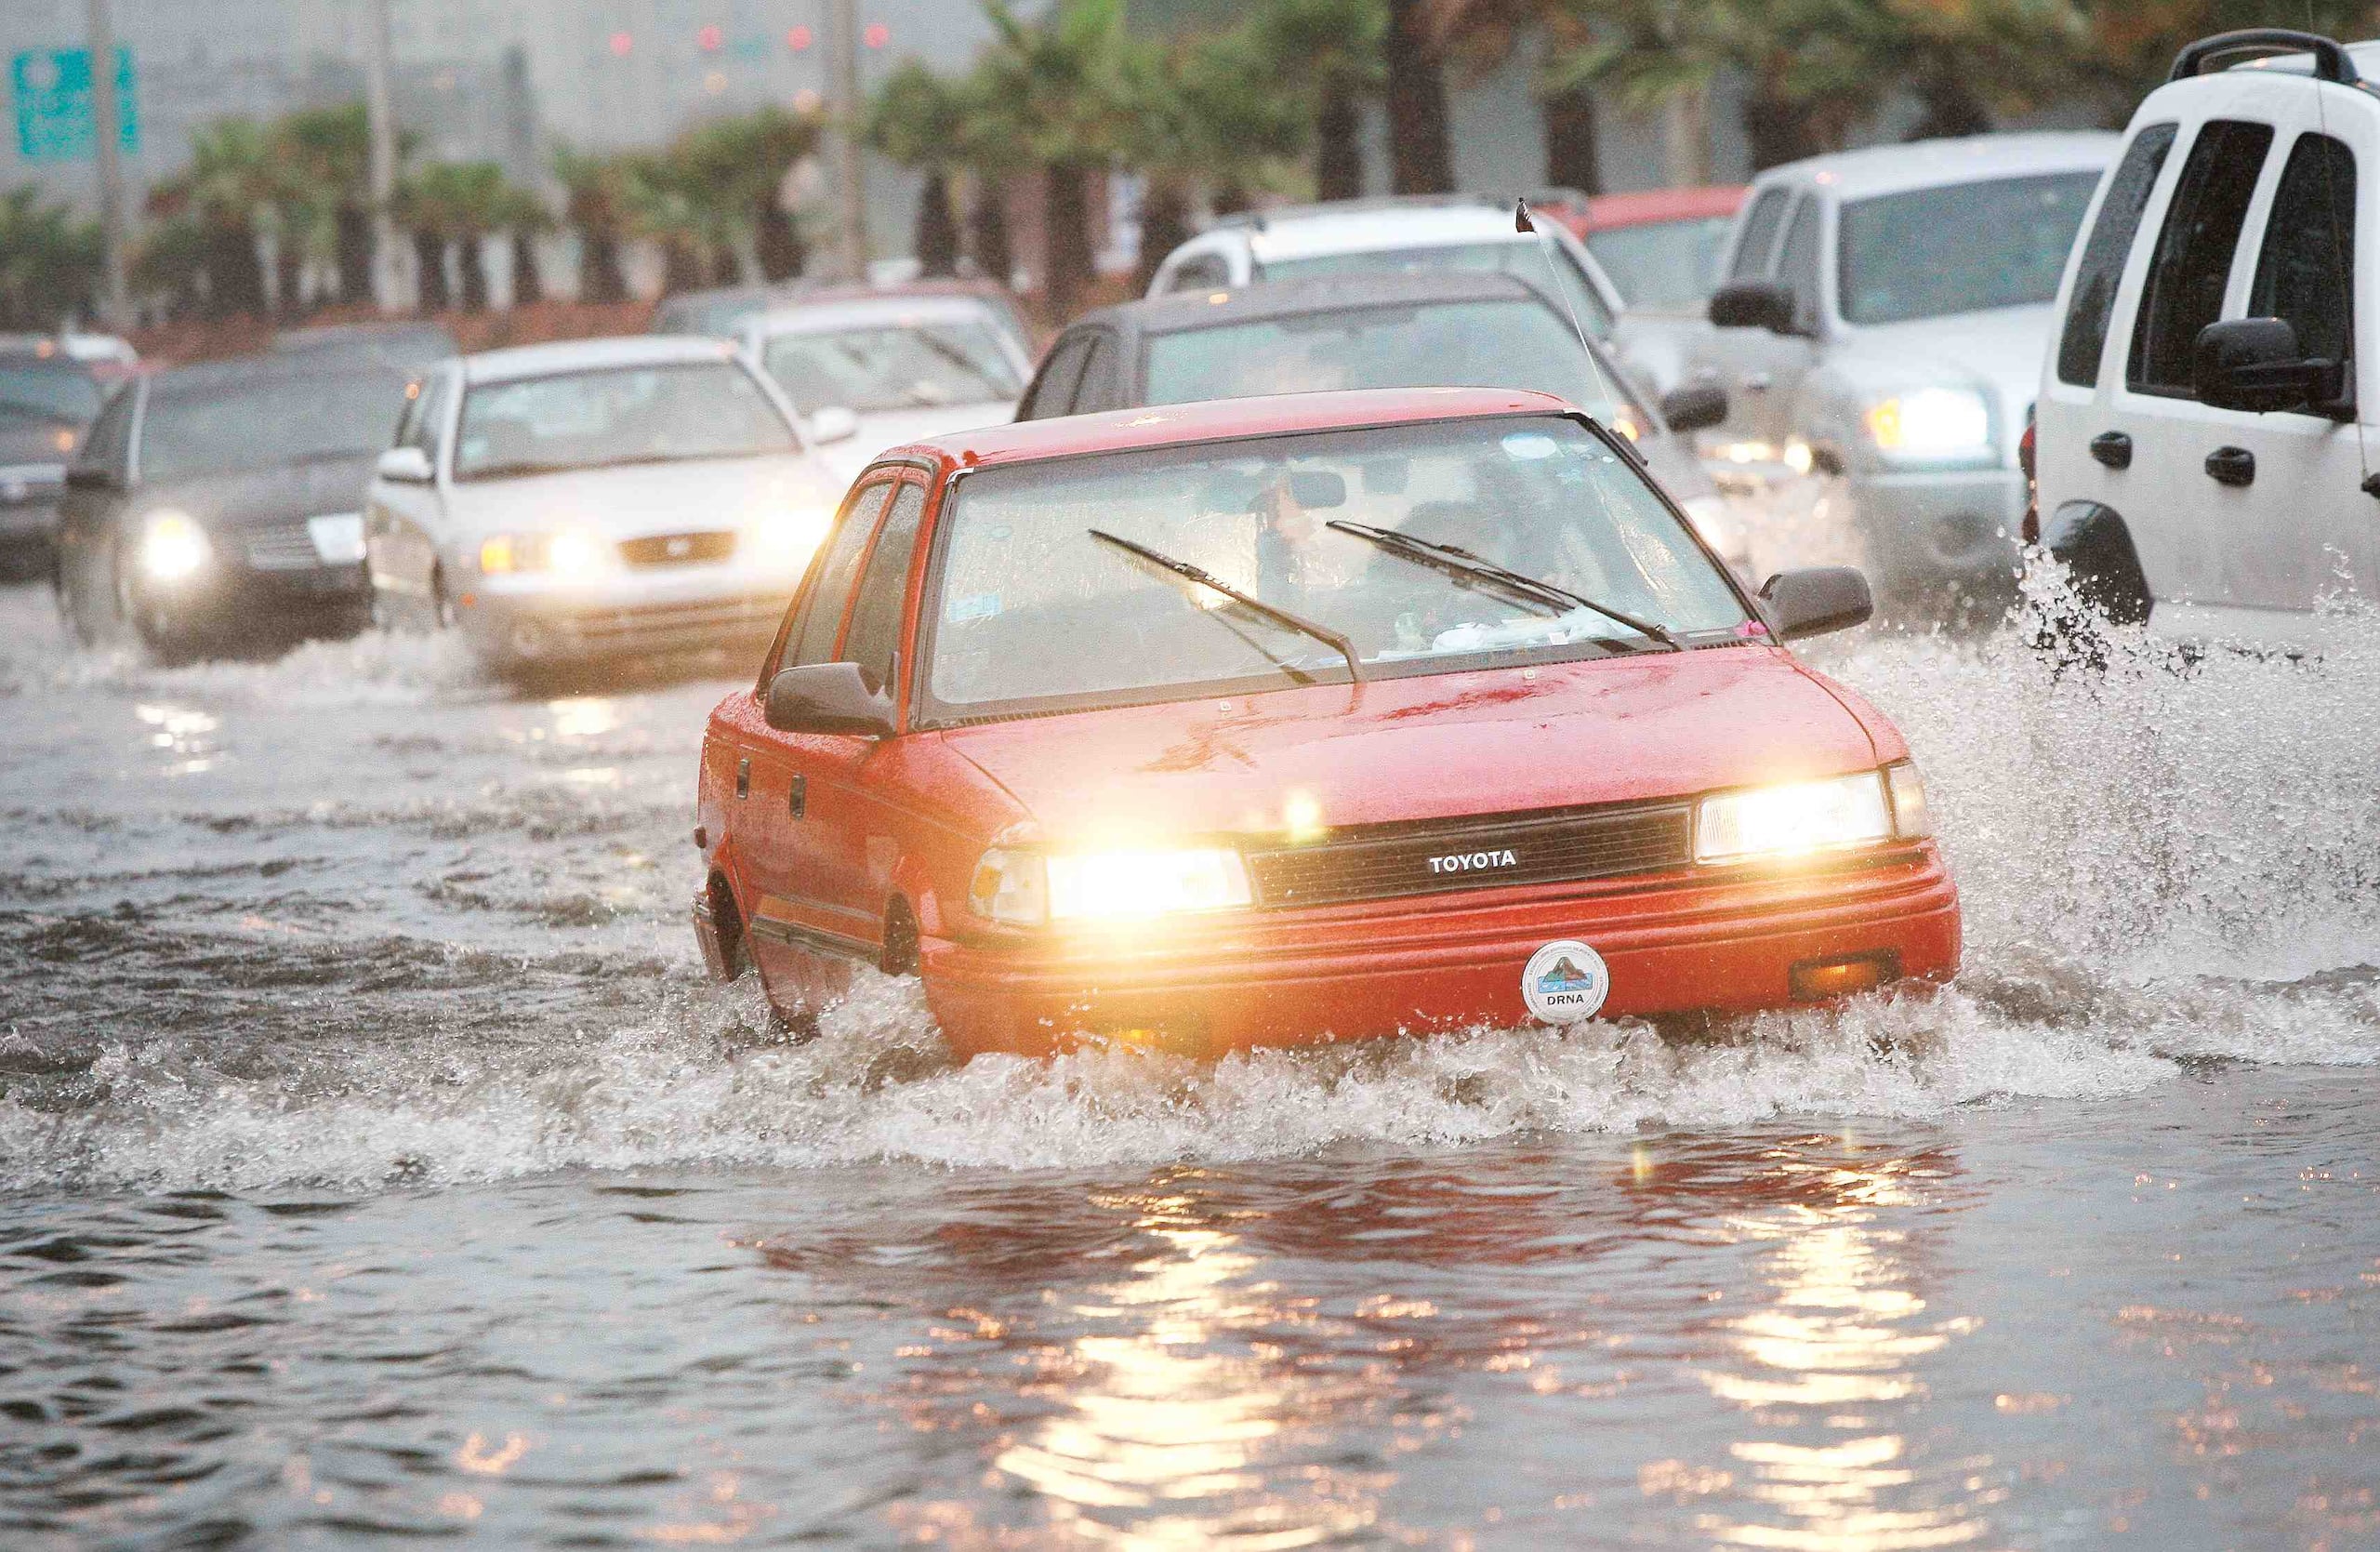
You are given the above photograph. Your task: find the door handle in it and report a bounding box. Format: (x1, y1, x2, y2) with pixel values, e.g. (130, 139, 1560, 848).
(1739, 372, 1772, 392)
(2204, 445, 2255, 486)
(787, 774, 807, 819)
(735, 756, 750, 800)
(2089, 431, 2132, 470)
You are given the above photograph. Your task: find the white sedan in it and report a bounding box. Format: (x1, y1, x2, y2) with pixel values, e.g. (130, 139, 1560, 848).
(739, 295, 1032, 485)
(364, 336, 845, 671)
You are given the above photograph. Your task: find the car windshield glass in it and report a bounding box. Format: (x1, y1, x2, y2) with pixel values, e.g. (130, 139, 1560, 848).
(0, 360, 102, 424)
(1586, 217, 1736, 310)
(761, 319, 1023, 414)
(1142, 299, 1648, 432)
(139, 371, 402, 481)
(1838, 171, 2100, 325)
(454, 361, 795, 480)
(1263, 240, 1615, 334)
(922, 416, 1747, 722)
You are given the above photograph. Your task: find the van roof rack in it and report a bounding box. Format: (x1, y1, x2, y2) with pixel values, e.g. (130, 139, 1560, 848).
(2170, 28, 2359, 86)
(1208, 189, 1594, 232)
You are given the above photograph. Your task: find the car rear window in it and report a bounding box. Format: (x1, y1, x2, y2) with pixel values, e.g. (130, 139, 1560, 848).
(2128, 119, 2275, 394)
(1838, 172, 2100, 325)
(0, 359, 103, 426)
(1263, 241, 1615, 337)
(139, 370, 403, 482)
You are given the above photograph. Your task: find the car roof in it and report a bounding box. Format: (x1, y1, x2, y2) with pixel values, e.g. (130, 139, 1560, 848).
(1580, 186, 1748, 230)
(1753, 132, 2120, 201)
(461, 334, 745, 385)
(747, 293, 1000, 336)
(886, 386, 1575, 471)
(149, 351, 406, 398)
(1228, 202, 1549, 264)
(1070, 271, 1559, 338)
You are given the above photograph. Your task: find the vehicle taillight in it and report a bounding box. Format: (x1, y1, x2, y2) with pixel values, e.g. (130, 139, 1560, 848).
(2018, 418, 2036, 481)
(2017, 418, 2039, 545)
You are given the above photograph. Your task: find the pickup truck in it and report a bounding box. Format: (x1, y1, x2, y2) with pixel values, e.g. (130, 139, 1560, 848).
(2034, 29, 2380, 651)
(1616, 134, 2116, 605)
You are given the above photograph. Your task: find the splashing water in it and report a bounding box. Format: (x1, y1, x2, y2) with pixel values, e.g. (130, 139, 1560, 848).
(1, 565, 2374, 1191)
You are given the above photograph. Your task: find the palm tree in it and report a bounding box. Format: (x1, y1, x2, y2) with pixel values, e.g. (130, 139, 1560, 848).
(866, 60, 972, 277)
(0, 186, 101, 328)
(1382, 0, 1454, 193)
(1429, 0, 1601, 192)
(1248, 0, 1385, 201)
(1110, 25, 1304, 286)
(556, 147, 634, 303)
(146, 117, 274, 317)
(400, 162, 540, 312)
(668, 107, 823, 285)
(271, 103, 376, 304)
(978, 0, 1135, 317)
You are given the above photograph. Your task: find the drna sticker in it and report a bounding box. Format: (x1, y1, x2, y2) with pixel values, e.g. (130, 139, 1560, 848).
(1521, 938, 1609, 1023)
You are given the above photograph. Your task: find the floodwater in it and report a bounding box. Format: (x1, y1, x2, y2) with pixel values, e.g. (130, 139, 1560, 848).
(2, 573, 2375, 1548)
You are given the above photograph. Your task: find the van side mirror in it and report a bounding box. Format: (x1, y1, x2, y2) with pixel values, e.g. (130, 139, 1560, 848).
(2193, 317, 2348, 415)
(1760, 566, 1873, 640)
(809, 405, 860, 444)
(377, 445, 434, 484)
(1709, 279, 1799, 336)
(764, 662, 895, 737)
(1659, 382, 1729, 433)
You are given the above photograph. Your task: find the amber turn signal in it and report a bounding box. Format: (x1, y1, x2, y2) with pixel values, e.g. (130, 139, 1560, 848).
(1789, 953, 1897, 1002)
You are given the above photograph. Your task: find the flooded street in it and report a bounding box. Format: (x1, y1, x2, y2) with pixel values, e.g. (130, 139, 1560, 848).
(3, 576, 2375, 1547)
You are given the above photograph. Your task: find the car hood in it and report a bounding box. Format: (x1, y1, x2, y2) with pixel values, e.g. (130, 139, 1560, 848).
(146, 454, 381, 531)
(816, 403, 1015, 484)
(935, 645, 1881, 843)
(441, 453, 841, 540)
(1837, 303, 2058, 444)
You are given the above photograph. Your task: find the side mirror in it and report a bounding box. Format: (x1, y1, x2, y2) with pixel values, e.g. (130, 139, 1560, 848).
(1760, 566, 1873, 641)
(1659, 382, 1729, 433)
(809, 405, 860, 445)
(764, 661, 895, 737)
(2193, 317, 2347, 414)
(377, 445, 434, 484)
(64, 464, 116, 491)
(1709, 279, 1800, 336)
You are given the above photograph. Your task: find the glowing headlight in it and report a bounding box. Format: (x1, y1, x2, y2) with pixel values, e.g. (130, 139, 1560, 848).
(1864, 388, 1992, 461)
(478, 527, 615, 577)
(137, 510, 209, 582)
(1696, 769, 1901, 865)
(747, 508, 832, 570)
(970, 845, 1253, 926)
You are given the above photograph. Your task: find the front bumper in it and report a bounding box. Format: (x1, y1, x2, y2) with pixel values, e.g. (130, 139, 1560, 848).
(136, 560, 371, 644)
(0, 464, 66, 566)
(918, 843, 1960, 1058)
(456, 566, 791, 666)
(1849, 467, 2027, 592)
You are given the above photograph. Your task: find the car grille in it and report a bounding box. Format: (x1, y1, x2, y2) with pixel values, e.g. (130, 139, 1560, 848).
(619, 531, 736, 568)
(560, 595, 785, 648)
(1245, 799, 1694, 909)
(244, 520, 324, 571)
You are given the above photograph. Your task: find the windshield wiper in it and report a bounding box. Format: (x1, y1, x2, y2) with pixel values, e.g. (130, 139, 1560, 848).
(1326, 519, 1680, 651)
(1089, 529, 1362, 683)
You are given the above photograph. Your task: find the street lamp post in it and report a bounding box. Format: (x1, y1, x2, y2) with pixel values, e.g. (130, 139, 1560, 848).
(84, 0, 129, 329)
(828, 0, 866, 281)
(364, 0, 406, 312)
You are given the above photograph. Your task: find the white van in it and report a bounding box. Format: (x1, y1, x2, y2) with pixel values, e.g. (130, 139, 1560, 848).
(2035, 28, 2380, 647)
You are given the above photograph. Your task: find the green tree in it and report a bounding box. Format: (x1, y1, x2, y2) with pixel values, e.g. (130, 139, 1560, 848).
(556, 147, 635, 303)
(866, 60, 972, 277)
(0, 186, 101, 329)
(978, 0, 1136, 317)
(1383, 0, 1455, 192)
(2077, 1, 2379, 118)
(146, 117, 275, 317)
(668, 107, 822, 285)
(1247, 0, 1386, 200)
(271, 103, 376, 304)
(399, 161, 541, 312)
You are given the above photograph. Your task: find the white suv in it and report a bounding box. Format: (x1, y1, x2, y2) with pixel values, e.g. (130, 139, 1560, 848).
(1146, 196, 1627, 346)
(2036, 28, 2380, 648)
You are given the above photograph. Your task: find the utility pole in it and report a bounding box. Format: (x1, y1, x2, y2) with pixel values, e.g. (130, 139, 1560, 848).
(827, 0, 866, 281)
(364, 0, 405, 311)
(84, 0, 129, 329)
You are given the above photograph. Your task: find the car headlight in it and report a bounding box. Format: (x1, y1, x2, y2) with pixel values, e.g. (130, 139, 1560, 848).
(1695, 765, 1931, 865)
(1864, 388, 1993, 462)
(478, 526, 615, 577)
(746, 508, 832, 571)
(970, 845, 1254, 926)
(137, 510, 209, 582)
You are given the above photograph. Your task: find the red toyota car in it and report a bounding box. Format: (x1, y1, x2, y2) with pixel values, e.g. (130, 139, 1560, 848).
(693, 389, 1958, 1058)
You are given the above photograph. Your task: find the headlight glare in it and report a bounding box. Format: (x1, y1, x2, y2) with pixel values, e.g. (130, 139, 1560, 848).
(546, 526, 613, 578)
(747, 508, 832, 570)
(1864, 388, 1992, 460)
(137, 510, 209, 582)
(1048, 847, 1252, 922)
(1696, 771, 1895, 865)
(477, 527, 615, 577)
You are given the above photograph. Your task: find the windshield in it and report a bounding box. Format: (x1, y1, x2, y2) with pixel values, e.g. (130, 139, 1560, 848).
(0, 360, 102, 425)
(1838, 172, 2100, 325)
(1263, 240, 1615, 337)
(761, 319, 1023, 414)
(140, 371, 402, 482)
(921, 417, 1747, 723)
(1142, 299, 1648, 433)
(454, 361, 796, 481)
(1586, 217, 1736, 311)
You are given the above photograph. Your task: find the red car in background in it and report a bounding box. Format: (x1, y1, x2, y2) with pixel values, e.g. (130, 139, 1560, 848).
(693, 388, 1957, 1058)
(1561, 186, 1749, 312)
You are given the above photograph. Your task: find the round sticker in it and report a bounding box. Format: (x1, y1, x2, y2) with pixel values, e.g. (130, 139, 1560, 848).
(1522, 939, 1610, 1024)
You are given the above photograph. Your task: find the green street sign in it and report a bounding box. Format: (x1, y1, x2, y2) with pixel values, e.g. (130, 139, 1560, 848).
(11, 47, 139, 162)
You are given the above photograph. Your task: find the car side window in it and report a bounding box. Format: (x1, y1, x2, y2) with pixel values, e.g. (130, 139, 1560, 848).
(1070, 333, 1117, 414)
(2251, 131, 2357, 368)
(1775, 197, 1822, 332)
(783, 481, 895, 671)
(2128, 118, 2275, 395)
(1018, 335, 1092, 421)
(1729, 188, 1791, 279)
(1167, 253, 1229, 291)
(840, 483, 928, 697)
(404, 370, 453, 459)
(2056, 123, 2179, 388)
